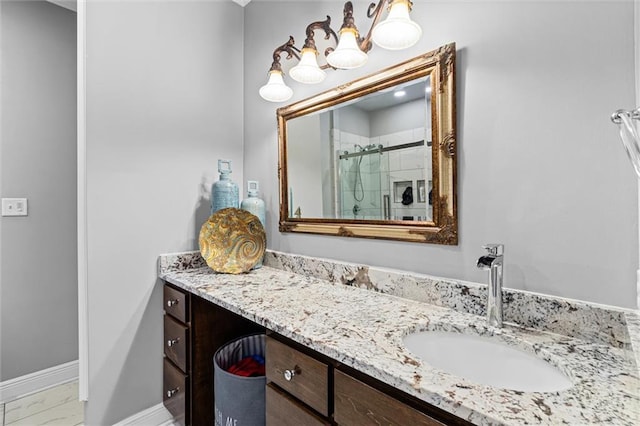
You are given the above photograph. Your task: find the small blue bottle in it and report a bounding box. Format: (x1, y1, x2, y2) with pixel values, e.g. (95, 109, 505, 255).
(241, 181, 266, 227)
(241, 181, 266, 269)
(211, 159, 239, 214)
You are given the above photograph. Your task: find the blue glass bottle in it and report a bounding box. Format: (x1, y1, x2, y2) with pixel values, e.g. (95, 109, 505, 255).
(240, 181, 266, 227)
(211, 159, 239, 214)
(241, 181, 266, 269)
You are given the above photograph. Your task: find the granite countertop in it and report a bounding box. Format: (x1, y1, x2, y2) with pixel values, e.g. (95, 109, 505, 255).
(159, 252, 640, 425)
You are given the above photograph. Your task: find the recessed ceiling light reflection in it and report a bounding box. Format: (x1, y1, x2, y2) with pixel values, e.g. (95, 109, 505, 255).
(394, 90, 406, 97)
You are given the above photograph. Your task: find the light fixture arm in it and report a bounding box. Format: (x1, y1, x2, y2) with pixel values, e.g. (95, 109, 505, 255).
(339, 2, 359, 33)
(359, 0, 389, 52)
(301, 16, 339, 70)
(303, 16, 337, 50)
(269, 36, 301, 72)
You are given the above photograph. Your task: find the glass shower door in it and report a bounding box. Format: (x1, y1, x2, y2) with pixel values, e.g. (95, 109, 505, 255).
(336, 144, 387, 220)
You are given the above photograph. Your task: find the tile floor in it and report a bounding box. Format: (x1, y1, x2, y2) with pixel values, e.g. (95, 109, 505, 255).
(1, 381, 83, 426)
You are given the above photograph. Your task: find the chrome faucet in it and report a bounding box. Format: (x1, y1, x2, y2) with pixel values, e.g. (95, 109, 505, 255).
(477, 244, 504, 328)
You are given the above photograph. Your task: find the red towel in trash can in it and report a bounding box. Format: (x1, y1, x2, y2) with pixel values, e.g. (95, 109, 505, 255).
(227, 355, 265, 377)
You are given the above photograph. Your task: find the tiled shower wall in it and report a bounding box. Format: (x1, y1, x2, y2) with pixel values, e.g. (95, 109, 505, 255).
(334, 127, 432, 220)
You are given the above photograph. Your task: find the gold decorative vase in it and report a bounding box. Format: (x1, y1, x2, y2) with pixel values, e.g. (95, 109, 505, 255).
(199, 208, 266, 274)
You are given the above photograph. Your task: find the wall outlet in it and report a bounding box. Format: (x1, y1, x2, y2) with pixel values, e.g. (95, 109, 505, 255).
(2, 198, 28, 216)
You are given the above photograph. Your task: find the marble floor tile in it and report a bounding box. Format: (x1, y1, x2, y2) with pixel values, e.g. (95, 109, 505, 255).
(6, 399, 82, 426)
(4, 381, 78, 424)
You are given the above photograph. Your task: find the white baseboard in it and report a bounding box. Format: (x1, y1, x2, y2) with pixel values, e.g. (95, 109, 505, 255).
(113, 403, 174, 426)
(0, 360, 78, 403)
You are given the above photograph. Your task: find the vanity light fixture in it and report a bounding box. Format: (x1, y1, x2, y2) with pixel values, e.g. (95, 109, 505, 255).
(289, 17, 333, 85)
(289, 48, 326, 84)
(259, 69, 294, 103)
(371, 0, 422, 50)
(259, 36, 301, 103)
(326, 3, 368, 69)
(259, 0, 422, 103)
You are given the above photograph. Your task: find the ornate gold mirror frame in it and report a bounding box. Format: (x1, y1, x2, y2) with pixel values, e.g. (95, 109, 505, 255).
(277, 43, 457, 244)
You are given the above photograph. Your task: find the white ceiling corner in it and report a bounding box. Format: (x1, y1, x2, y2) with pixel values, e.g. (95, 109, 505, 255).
(45, 0, 77, 13)
(232, 0, 252, 7)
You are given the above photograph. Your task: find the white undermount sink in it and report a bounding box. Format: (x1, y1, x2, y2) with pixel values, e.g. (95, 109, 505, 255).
(403, 330, 573, 393)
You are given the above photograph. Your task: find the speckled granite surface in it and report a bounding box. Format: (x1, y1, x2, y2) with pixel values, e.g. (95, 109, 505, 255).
(625, 310, 640, 379)
(264, 251, 630, 348)
(158, 250, 640, 425)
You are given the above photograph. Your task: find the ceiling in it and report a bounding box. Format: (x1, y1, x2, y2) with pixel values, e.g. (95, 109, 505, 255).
(45, 0, 77, 12)
(354, 77, 431, 112)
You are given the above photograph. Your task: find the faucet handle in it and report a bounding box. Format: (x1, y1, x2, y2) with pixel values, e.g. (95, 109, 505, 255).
(482, 244, 504, 256)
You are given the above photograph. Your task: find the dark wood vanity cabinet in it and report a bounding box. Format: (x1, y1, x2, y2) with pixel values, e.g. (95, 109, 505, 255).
(163, 283, 469, 426)
(162, 283, 263, 426)
(264, 334, 470, 426)
(162, 285, 190, 425)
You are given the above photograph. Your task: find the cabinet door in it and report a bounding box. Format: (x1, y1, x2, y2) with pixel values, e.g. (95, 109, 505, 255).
(266, 384, 331, 426)
(164, 315, 189, 372)
(334, 370, 445, 426)
(164, 285, 189, 323)
(163, 358, 188, 426)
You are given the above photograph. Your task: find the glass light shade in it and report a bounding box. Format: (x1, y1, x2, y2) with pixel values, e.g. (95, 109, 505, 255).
(289, 48, 326, 84)
(371, 0, 422, 50)
(326, 28, 368, 70)
(259, 70, 293, 103)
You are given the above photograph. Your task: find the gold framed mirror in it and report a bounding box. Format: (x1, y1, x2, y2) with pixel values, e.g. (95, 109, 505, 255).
(277, 42, 457, 244)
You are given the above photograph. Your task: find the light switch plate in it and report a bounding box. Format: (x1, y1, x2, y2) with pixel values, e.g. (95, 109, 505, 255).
(2, 198, 28, 216)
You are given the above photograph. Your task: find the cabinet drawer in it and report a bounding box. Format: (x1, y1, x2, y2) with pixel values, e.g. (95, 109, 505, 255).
(334, 370, 445, 426)
(164, 315, 189, 372)
(266, 384, 331, 426)
(266, 336, 329, 416)
(164, 285, 188, 323)
(163, 358, 189, 425)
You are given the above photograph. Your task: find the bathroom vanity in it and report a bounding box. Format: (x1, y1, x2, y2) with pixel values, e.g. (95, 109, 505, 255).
(162, 284, 263, 425)
(163, 280, 467, 425)
(159, 250, 640, 425)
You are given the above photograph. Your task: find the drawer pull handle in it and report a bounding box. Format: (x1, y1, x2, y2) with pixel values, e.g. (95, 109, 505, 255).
(166, 299, 179, 308)
(167, 337, 180, 347)
(166, 387, 179, 398)
(284, 367, 300, 381)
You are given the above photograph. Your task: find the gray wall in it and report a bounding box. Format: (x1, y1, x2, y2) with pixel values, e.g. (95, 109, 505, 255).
(334, 104, 370, 137)
(0, 0, 77, 381)
(288, 114, 324, 217)
(244, 1, 638, 308)
(370, 99, 426, 138)
(84, 1, 244, 423)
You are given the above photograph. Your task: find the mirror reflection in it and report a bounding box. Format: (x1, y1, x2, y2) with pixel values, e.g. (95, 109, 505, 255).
(287, 76, 433, 222)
